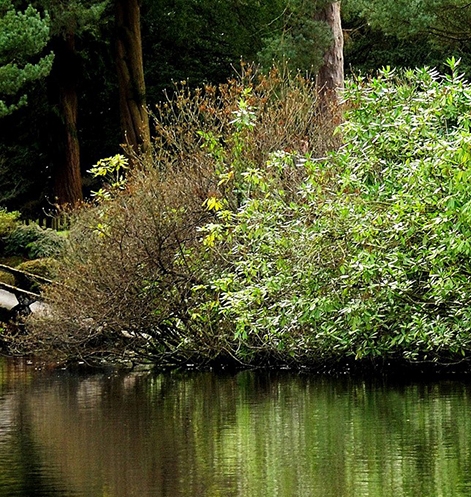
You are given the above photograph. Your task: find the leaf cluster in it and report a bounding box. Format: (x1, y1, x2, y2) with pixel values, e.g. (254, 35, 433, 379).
(194, 59, 471, 365)
(0, 0, 53, 117)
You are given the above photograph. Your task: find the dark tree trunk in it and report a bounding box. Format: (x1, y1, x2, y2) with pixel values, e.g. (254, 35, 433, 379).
(315, 2, 344, 103)
(54, 33, 83, 206)
(115, 0, 150, 157)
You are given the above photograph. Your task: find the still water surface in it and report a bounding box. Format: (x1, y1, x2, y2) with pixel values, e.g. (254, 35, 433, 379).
(0, 359, 471, 496)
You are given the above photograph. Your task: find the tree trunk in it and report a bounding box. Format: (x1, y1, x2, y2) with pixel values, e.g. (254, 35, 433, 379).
(54, 33, 83, 206)
(115, 0, 150, 158)
(315, 2, 344, 102)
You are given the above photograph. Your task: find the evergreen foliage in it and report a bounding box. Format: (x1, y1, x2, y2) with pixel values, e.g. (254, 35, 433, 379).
(344, 0, 471, 75)
(4, 223, 64, 259)
(350, 0, 471, 41)
(0, 0, 53, 117)
(257, 0, 333, 73)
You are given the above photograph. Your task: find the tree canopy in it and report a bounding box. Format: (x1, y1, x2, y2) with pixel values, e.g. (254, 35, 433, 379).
(350, 0, 471, 41)
(0, 0, 53, 117)
(343, 0, 471, 74)
(3, 0, 471, 216)
(257, 0, 334, 73)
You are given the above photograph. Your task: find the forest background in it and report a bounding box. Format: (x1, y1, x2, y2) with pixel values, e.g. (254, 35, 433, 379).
(2, 0, 471, 218)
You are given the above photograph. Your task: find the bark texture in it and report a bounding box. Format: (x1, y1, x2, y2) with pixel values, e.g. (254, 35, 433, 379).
(115, 0, 150, 156)
(54, 33, 83, 206)
(315, 2, 344, 101)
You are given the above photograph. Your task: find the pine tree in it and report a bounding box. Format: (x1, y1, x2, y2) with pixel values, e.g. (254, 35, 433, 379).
(0, 0, 53, 118)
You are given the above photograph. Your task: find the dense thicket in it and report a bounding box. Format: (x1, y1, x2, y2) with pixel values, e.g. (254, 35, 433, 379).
(5, 2, 471, 371)
(17, 61, 471, 369)
(21, 68, 337, 365)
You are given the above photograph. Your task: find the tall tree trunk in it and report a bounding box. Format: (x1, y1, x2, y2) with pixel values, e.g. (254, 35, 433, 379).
(54, 33, 83, 206)
(315, 2, 344, 103)
(115, 0, 150, 158)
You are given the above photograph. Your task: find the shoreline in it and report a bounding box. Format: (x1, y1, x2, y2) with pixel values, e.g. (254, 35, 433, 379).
(4, 351, 471, 380)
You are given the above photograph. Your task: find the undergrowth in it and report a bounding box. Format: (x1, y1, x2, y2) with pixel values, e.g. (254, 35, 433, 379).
(21, 61, 471, 369)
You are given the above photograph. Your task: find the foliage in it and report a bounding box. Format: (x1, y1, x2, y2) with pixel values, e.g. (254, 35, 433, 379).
(4, 223, 65, 259)
(25, 67, 336, 365)
(0, 0, 53, 117)
(347, 0, 471, 41)
(0, 270, 15, 286)
(257, 0, 334, 73)
(343, 0, 471, 76)
(141, 0, 285, 100)
(27, 59, 471, 369)
(192, 58, 471, 365)
(6, 0, 471, 220)
(0, 0, 117, 214)
(16, 258, 59, 279)
(88, 154, 129, 200)
(36, 0, 110, 37)
(0, 208, 20, 237)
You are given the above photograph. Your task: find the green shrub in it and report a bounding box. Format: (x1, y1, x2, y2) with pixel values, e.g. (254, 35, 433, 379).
(17, 258, 59, 279)
(0, 270, 16, 286)
(28, 60, 471, 368)
(5, 223, 65, 259)
(25, 68, 337, 365)
(192, 58, 471, 365)
(0, 209, 20, 238)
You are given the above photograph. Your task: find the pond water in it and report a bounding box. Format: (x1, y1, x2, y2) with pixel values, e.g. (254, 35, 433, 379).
(0, 359, 471, 496)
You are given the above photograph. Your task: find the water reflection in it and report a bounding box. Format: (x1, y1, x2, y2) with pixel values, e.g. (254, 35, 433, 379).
(0, 360, 470, 496)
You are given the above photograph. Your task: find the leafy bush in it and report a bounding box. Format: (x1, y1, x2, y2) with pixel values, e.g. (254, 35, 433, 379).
(192, 58, 471, 365)
(28, 60, 471, 369)
(0, 270, 16, 286)
(0, 208, 20, 238)
(5, 223, 65, 259)
(24, 68, 338, 365)
(17, 258, 59, 279)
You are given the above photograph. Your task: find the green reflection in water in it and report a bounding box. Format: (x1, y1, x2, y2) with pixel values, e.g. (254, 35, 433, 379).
(145, 373, 471, 497)
(1, 364, 471, 496)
